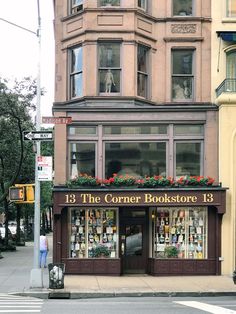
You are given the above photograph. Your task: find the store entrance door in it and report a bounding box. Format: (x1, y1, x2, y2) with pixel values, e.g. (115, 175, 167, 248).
(120, 208, 148, 274)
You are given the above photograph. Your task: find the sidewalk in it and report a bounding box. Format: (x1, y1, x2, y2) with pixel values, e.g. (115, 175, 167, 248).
(0, 233, 235, 299)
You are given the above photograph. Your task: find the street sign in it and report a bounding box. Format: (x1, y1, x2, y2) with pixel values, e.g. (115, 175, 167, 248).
(37, 156, 53, 181)
(23, 131, 53, 141)
(42, 116, 72, 124)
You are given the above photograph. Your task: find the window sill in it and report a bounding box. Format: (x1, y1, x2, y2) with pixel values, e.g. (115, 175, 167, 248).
(222, 18, 236, 23)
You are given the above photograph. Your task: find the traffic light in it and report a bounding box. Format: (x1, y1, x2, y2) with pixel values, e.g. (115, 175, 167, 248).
(9, 184, 35, 203)
(26, 185, 35, 202)
(9, 186, 25, 202)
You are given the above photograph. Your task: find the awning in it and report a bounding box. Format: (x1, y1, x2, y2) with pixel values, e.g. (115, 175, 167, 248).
(217, 31, 236, 42)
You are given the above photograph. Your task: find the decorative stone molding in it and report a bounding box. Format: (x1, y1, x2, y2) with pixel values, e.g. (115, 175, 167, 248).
(171, 24, 196, 34)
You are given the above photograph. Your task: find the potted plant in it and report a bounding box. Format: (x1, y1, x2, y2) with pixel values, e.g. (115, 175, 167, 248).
(93, 245, 110, 258)
(164, 245, 179, 258)
(66, 173, 101, 187)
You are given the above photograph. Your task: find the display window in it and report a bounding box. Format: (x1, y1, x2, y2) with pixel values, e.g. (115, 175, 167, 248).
(69, 208, 118, 258)
(152, 207, 207, 259)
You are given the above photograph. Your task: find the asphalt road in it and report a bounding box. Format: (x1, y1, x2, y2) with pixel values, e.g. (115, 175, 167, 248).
(2, 296, 235, 314)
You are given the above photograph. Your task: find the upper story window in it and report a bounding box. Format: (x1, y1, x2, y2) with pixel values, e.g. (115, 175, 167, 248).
(70, 46, 83, 98)
(98, 42, 121, 94)
(71, 0, 83, 14)
(137, 45, 149, 98)
(172, 49, 194, 101)
(173, 0, 193, 16)
(99, 0, 120, 6)
(227, 0, 236, 17)
(138, 0, 147, 11)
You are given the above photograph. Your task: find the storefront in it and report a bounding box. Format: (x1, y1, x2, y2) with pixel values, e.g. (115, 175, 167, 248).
(53, 186, 226, 276)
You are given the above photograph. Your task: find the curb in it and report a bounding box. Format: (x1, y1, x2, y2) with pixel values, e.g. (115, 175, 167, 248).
(12, 290, 236, 299)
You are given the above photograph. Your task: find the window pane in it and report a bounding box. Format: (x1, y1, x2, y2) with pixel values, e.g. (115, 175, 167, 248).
(104, 125, 168, 135)
(176, 142, 201, 176)
(174, 125, 203, 135)
(173, 0, 192, 16)
(70, 143, 95, 178)
(105, 142, 166, 178)
(69, 127, 97, 135)
(172, 50, 193, 75)
(99, 0, 120, 6)
(99, 43, 120, 68)
(71, 73, 83, 97)
(99, 69, 120, 93)
(172, 77, 193, 100)
(138, 46, 148, 72)
(153, 207, 207, 259)
(227, 0, 236, 16)
(138, 73, 147, 97)
(71, 47, 82, 72)
(71, 0, 83, 13)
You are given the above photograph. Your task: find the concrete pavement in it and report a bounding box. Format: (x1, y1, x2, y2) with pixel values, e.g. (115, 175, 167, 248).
(0, 233, 235, 299)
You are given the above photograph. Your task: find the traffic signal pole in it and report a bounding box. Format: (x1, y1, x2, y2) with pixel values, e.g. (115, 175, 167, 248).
(30, 0, 43, 288)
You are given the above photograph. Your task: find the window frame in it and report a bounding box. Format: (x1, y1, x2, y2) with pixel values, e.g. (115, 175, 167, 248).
(98, 0, 120, 7)
(171, 49, 195, 102)
(70, 0, 83, 14)
(172, 0, 194, 17)
(226, 0, 236, 17)
(98, 42, 121, 95)
(138, 0, 148, 11)
(69, 46, 83, 99)
(137, 44, 150, 98)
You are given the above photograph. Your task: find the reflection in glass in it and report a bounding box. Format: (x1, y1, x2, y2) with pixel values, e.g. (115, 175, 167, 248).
(126, 225, 142, 256)
(103, 125, 168, 135)
(99, 0, 120, 6)
(70, 143, 95, 178)
(176, 142, 201, 177)
(173, 0, 193, 16)
(227, 0, 236, 17)
(70, 46, 83, 98)
(105, 142, 166, 178)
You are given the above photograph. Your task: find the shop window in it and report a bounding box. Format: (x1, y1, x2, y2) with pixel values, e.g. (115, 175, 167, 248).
(172, 0, 193, 16)
(69, 46, 83, 98)
(138, 0, 147, 11)
(137, 45, 149, 98)
(71, 0, 83, 14)
(99, 0, 120, 6)
(227, 0, 236, 17)
(70, 143, 96, 178)
(175, 142, 202, 177)
(153, 207, 207, 259)
(172, 49, 194, 101)
(69, 208, 118, 258)
(105, 142, 166, 178)
(98, 42, 121, 94)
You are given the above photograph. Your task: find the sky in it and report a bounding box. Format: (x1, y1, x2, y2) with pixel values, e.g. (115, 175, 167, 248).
(0, 0, 55, 118)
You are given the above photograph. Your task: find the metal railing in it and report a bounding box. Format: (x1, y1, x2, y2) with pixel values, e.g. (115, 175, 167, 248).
(216, 79, 236, 98)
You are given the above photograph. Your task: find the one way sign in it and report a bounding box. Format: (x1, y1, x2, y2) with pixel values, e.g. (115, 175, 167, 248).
(23, 131, 53, 141)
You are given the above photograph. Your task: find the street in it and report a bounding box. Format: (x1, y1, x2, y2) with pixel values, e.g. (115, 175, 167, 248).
(1, 295, 236, 314)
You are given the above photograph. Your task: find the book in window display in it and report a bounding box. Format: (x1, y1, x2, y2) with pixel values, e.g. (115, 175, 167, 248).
(154, 207, 207, 259)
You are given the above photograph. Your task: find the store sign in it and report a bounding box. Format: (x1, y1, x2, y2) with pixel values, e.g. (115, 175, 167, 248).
(62, 191, 219, 206)
(37, 156, 53, 181)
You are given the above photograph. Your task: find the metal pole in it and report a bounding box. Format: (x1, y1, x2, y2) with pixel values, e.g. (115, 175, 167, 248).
(30, 0, 43, 288)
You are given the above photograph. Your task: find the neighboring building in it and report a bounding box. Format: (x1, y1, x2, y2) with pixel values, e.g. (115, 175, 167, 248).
(213, 0, 236, 275)
(52, 0, 226, 275)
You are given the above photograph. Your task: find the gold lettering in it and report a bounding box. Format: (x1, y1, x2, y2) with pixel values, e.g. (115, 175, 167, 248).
(80, 193, 101, 204)
(203, 193, 214, 203)
(65, 194, 76, 204)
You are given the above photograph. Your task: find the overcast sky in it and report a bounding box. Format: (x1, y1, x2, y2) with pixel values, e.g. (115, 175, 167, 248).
(0, 0, 54, 118)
